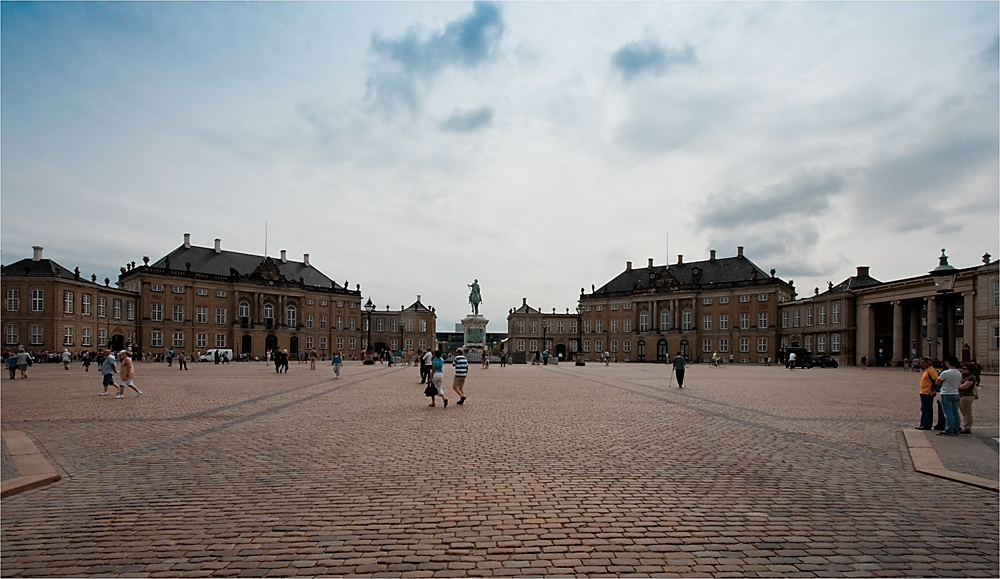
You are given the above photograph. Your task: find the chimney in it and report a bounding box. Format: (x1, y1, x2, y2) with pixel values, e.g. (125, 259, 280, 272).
(280, 250, 287, 263)
(303, 253, 310, 267)
(677, 254, 683, 265)
(857, 266, 870, 278)
(522, 297, 527, 306)
(32, 246, 43, 261)
(417, 294, 421, 302)
(184, 233, 191, 248)
(626, 261, 632, 271)
(710, 250, 716, 261)
(214, 238, 221, 254)
(737, 246, 744, 257)
(648, 258, 654, 268)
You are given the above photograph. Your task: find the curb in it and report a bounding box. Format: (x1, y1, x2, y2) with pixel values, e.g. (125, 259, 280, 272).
(1, 431, 61, 498)
(902, 429, 999, 492)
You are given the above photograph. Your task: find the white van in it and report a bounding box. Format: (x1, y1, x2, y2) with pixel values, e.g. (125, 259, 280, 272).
(200, 349, 233, 362)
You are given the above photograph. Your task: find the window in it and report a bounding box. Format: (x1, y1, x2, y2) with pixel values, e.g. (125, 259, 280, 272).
(994, 281, 1000, 308)
(113, 299, 122, 319)
(349, 338, 357, 350)
(128, 330, 136, 344)
(337, 301, 344, 308)
(740, 295, 751, 303)
(805, 336, 812, 351)
(350, 302, 356, 309)
(719, 338, 729, 353)
(758, 294, 768, 302)
(216, 290, 227, 298)
(172, 285, 184, 294)
(639, 312, 648, 332)
(5, 325, 17, 345)
(832, 303, 840, 324)
(319, 337, 328, 350)
(151, 284, 163, 292)
(661, 311, 670, 330)
(6, 289, 19, 311)
(703, 298, 712, 305)
(81, 327, 91, 347)
(516, 320, 525, 333)
(320, 315, 328, 329)
(530, 321, 538, 334)
(216, 308, 226, 325)
(320, 300, 328, 307)
(623, 303, 632, 310)
(31, 290, 44, 312)
(98, 328, 107, 347)
(98, 297, 106, 318)
(570, 320, 578, 333)
(739, 337, 749, 353)
(337, 316, 344, 330)
(740, 313, 750, 329)
(127, 301, 134, 321)
(419, 320, 426, 332)
(64, 291, 74, 314)
(609, 319, 617, 332)
(306, 298, 314, 306)
(719, 314, 729, 330)
(595, 339, 602, 352)
(349, 317, 356, 331)
(793, 310, 800, 328)
(151, 330, 163, 347)
(758, 337, 768, 353)
(610, 340, 618, 353)
(583, 340, 590, 352)
(63, 326, 74, 346)
(196, 333, 207, 348)
(622, 318, 630, 332)
(623, 340, 631, 352)
(703, 338, 712, 353)
(702, 315, 712, 331)
(239, 302, 250, 318)
(558, 321, 565, 333)
(172, 305, 184, 323)
(173, 331, 184, 348)
(517, 340, 525, 352)
(264, 304, 275, 325)
(375, 317, 383, 332)
(216, 334, 226, 348)
(286, 306, 297, 328)
(818, 306, 826, 325)
(30, 325, 43, 345)
(196, 306, 208, 324)
(806, 307, 814, 326)
(404, 339, 412, 350)
(197, 288, 209, 296)
(362, 318, 369, 332)
(719, 297, 730, 304)
(817, 335, 826, 352)
(758, 312, 768, 328)
(611, 304, 619, 310)
(682, 309, 692, 331)
(151, 303, 163, 321)
(584, 320, 592, 333)
(595, 320, 603, 333)
(337, 337, 344, 350)
(390, 318, 398, 332)
(596, 305, 603, 311)
(831, 334, 840, 353)
(781, 311, 788, 329)
(306, 337, 314, 349)
(994, 326, 999, 349)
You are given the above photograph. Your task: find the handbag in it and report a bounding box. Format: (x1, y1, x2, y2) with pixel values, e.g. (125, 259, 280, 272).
(424, 383, 437, 397)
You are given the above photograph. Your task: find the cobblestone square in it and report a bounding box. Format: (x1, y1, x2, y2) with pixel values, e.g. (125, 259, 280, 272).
(2, 361, 997, 577)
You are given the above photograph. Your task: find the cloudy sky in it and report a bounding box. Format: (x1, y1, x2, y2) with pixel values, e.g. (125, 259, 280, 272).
(3, 1, 997, 331)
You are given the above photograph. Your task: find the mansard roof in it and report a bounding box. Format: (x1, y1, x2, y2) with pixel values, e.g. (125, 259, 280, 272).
(2, 258, 80, 280)
(150, 244, 342, 290)
(510, 299, 540, 315)
(591, 253, 781, 297)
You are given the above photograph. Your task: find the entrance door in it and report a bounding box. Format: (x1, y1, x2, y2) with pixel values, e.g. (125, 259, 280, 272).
(241, 335, 252, 355)
(555, 343, 566, 361)
(265, 334, 278, 357)
(290, 336, 299, 356)
(637, 340, 646, 361)
(680, 339, 689, 359)
(111, 334, 125, 351)
(656, 339, 668, 362)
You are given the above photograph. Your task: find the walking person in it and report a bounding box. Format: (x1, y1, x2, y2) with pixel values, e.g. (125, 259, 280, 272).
(332, 351, 342, 378)
(99, 348, 117, 396)
(605, 351, 611, 366)
(14, 346, 32, 379)
(178, 351, 188, 370)
(82, 352, 92, 372)
(500, 351, 506, 368)
(420, 349, 433, 384)
(915, 356, 939, 430)
(273, 349, 282, 373)
(452, 348, 469, 405)
(116, 350, 142, 398)
(860, 355, 868, 369)
(672, 351, 686, 388)
(787, 351, 796, 370)
(958, 363, 980, 434)
(166, 348, 174, 367)
(62, 348, 72, 370)
(7, 350, 18, 380)
(934, 356, 962, 436)
(280, 349, 290, 373)
(427, 349, 448, 407)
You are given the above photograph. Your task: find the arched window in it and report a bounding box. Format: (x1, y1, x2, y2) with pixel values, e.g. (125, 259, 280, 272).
(287, 305, 297, 328)
(263, 303, 274, 328)
(660, 310, 670, 330)
(682, 308, 692, 331)
(239, 301, 250, 318)
(639, 311, 648, 332)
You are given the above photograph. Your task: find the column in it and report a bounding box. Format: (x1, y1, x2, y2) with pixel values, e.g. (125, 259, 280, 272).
(891, 301, 903, 366)
(857, 303, 874, 365)
(963, 291, 976, 363)
(909, 302, 921, 360)
(926, 297, 938, 360)
(945, 295, 956, 360)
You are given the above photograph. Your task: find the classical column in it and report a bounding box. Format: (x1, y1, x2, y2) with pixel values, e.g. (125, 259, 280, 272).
(857, 303, 874, 365)
(891, 301, 903, 366)
(945, 296, 956, 360)
(962, 291, 976, 363)
(909, 302, 922, 360)
(926, 297, 938, 360)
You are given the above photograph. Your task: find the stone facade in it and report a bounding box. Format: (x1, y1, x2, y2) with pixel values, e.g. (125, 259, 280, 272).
(362, 296, 438, 358)
(505, 298, 580, 363)
(2, 247, 138, 355)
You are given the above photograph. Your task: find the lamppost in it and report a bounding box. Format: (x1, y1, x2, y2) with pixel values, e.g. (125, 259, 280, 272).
(929, 249, 958, 360)
(541, 319, 550, 364)
(575, 304, 586, 366)
(399, 306, 405, 362)
(364, 297, 375, 365)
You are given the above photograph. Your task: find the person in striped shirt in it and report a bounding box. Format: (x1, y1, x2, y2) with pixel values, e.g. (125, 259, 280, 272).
(452, 348, 469, 405)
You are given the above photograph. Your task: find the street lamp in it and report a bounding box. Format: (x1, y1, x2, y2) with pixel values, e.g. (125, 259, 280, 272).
(541, 319, 550, 365)
(929, 249, 958, 360)
(364, 297, 375, 365)
(575, 304, 586, 366)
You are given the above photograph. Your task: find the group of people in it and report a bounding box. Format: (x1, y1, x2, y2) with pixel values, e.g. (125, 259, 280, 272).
(421, 348, 469, 407)
(916, 356, 981, 435)
(4, 346, 34, 379)
(98, 348, 142, 398)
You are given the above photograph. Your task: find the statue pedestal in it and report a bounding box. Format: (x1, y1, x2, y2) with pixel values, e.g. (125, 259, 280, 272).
(461, 315, 489, 360)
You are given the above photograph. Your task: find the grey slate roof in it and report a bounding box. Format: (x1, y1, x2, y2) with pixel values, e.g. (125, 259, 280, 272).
(827, 274, 883, 294)
(593, 255, 775, 295)
(152, 245, 341, 289)
(402, 298, 433, 313)
(2, 258, 82, 281)
(511, 301, 540, 314)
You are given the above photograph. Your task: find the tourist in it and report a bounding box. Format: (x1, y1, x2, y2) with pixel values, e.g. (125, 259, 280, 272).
(332, 351, 342, 378)
(958, 363, 980, 434)
(99, 348, 116, 396)
(453, 348, 469, 405)
(427, 349, 448, 407)
(15, 346, 32, 379)
(915, 357, 938, 430)
(274, 349, 282, 373)
(861, 355, 868, 369)
(672, 351, 686, 388)
(116, 350, 142, 398)
(420, 348, 433, 384)
(280, 349, 290, 373)
(500, 351, 507, 367)
(178, 351, 188, 370)
(7, 350, 18, 380)
(61, 349, 72, 370)
(605, 351, 611, 366)
(481, 351, 489, 369)
(933, 356, 962, 436)
(787, 351, 796, 370)
(167, 348, 174, 367)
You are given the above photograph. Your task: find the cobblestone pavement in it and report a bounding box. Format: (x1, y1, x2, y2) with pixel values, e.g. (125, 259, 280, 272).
(2, 361, 997, 577)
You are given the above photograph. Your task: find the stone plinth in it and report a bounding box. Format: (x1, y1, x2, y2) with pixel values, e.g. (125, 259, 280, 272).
(461, 315, 489, 356)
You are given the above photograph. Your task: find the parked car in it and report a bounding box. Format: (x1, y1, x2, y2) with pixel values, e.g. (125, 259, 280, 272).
(810, 355, 839, 368)
(785, 347, 812, 369)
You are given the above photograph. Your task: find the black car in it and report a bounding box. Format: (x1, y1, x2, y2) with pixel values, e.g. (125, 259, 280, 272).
(785, 347, 812, 368)
(810, 355, 839, 368)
